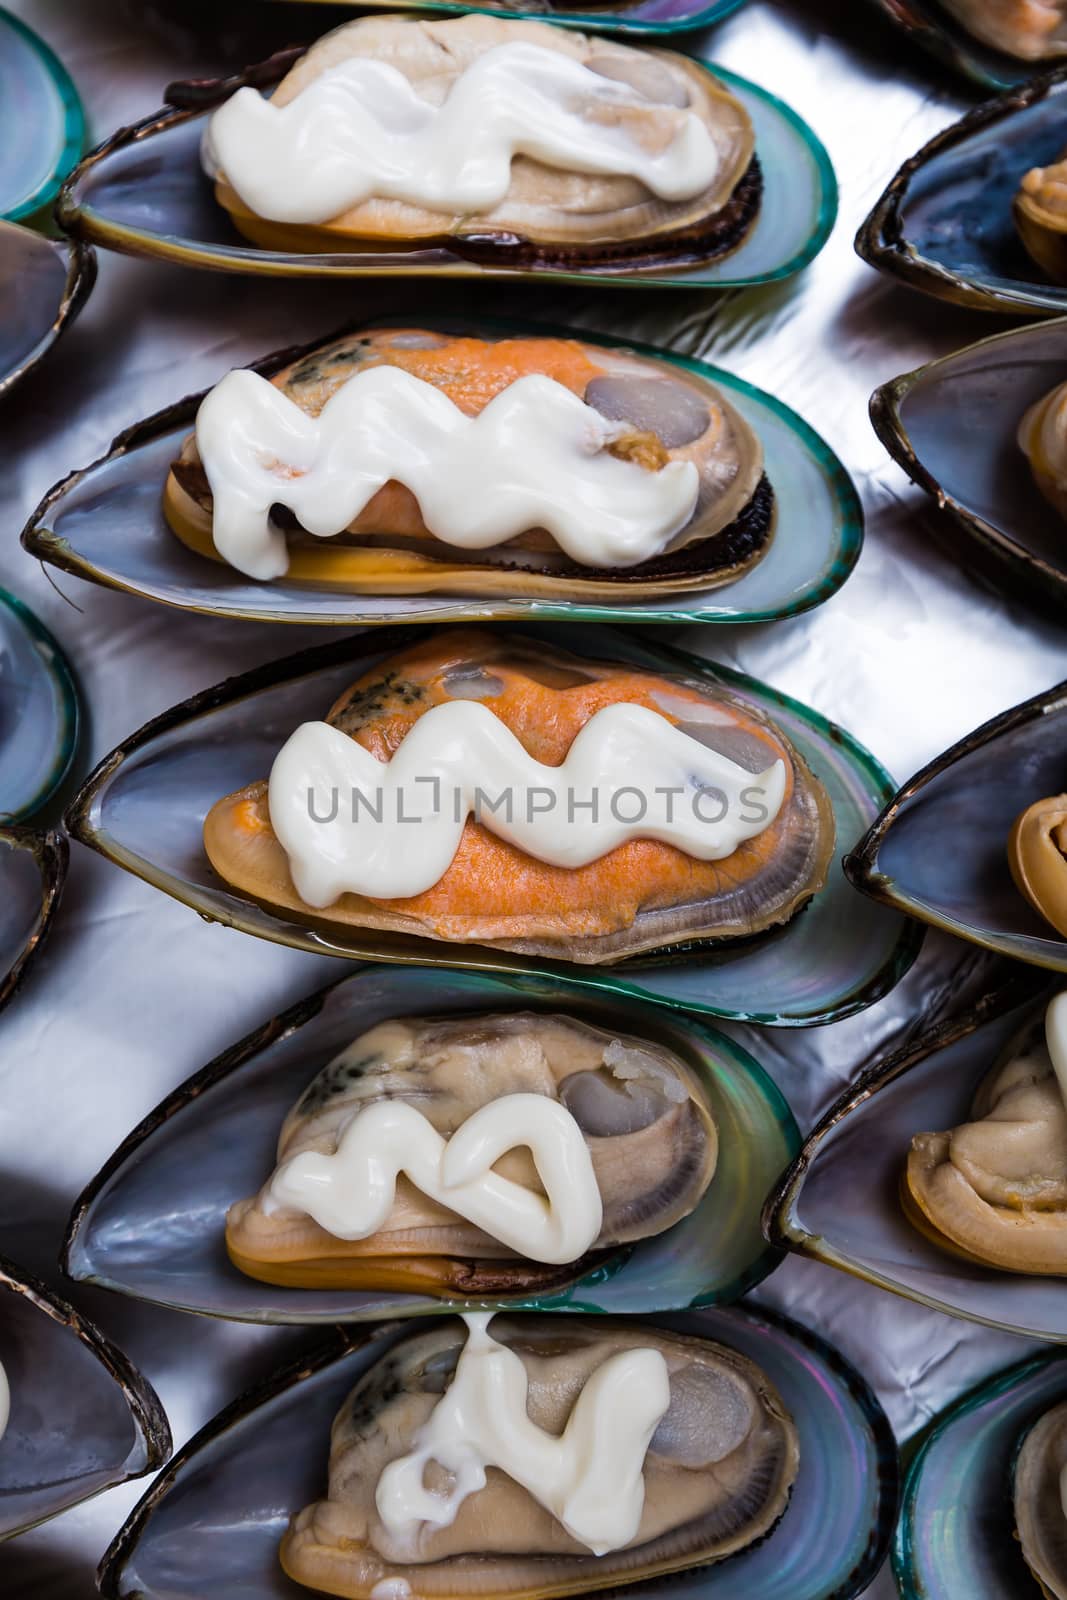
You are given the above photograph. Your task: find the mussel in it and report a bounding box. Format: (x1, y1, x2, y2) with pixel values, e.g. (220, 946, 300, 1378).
(203, 628, 835, 965)
(1016, 152, 1067, 279)
(0, 9, 84, 223)
(0, 826, 67, 1015)
(165, 324, 772, 601)
(937, 0, 1067, 61)
(1010, 793, 1067, 937)
(0, 222, 94, 400)
(0, 1254, 170, 1539)
(204, 15, 760, 274)
(903, 990, 1067, 1275)
(0, 586, 80, 824)
(1019, 378, 1067, 521)
(280, 1314, 797, 1600)
(226, 1009, 717, 1297)
(1015, 1400, 1067, 1599)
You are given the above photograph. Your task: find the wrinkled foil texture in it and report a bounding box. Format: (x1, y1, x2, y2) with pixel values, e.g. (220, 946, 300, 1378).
(2, 1, 1067, 1593)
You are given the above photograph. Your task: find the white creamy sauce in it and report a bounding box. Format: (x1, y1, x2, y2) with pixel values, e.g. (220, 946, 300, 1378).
(267, 699, 787, 906)
(206, 42, 720, 225)
(195, 365, 700, 581)
(0, 1359, 8, 1442)
(1019, 381, 1067, 487)
(375, 1313, 670, 1556)
(264, 1091, 603, 1263)
(1045, 989, 1067, 1110)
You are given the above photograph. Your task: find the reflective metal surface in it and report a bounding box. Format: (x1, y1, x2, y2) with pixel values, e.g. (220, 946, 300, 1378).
(2, 0, 1067, 1595)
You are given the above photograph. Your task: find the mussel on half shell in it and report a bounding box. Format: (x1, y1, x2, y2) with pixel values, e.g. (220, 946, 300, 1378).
(1015, 1399, 1067, 1599)
(226, 1009, 717, 1297)
(203, 628, 835, 965)
(164, 323, 772, 601)
(281, 1314, 798, 1600)
(203, 15, 760, 274)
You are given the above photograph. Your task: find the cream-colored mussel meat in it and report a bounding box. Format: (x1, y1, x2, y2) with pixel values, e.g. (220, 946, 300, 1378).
(227, 1011, 717, 1296)
(903, 991, 1067, 1273)
(1015, 1397, 1067, 1600)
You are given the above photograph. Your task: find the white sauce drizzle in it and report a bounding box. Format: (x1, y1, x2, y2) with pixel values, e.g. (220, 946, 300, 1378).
(263, 1092, 603, 1263)
(0, 1360, 8, 1442)
(267, 699, 787, 907)
(195, 365, 700, 581)
(206, 42, 720, 225)
(1019, 381, 1067, 490)
(1045, 989, 1067, 1111)
(375, 1313, 670, 1556)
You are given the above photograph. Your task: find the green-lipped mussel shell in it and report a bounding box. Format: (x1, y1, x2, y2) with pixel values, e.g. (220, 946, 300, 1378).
(63, 624, 920, 1026)
(63, 964, 797, 1322)
(56, 46, 836, 290)
(856, 67, 1067, 315)
(894, 1349, 1067, 1600)
(22, 316, 862, 626)
(0, 588, 80, 823)
(0, 1254, 170, 1540)
(259, 0, 751, 39)
(862, 0, 1067, 89)
(0, 10, 84, 223)
(96, 1305, 899, 1600)
(870, 318, 1067, 613)
(765, 974, 1067, 1341)
(0, 827, 66, 1016)
(846, 681, 1067, 970)
(0, 223, 94, 400)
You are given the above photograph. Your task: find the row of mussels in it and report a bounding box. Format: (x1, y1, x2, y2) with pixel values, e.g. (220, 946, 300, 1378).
(0, 5, 1065, 1600)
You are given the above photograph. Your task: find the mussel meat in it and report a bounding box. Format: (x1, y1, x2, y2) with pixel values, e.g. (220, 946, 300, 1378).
(1016, 1398, 1067, 1600)
(205, 15, 760, 272)
(280, 1313, 798, 1599)
(1010, 792, 1067, 937)
(226, 1010, 717, 1297)
(903, 991, 1067, 1274)
(164, 325, 772, 600)
(202, 629, 835, 964)
(938, 0, 1067, 60)
(1016, 153, 1067, 281)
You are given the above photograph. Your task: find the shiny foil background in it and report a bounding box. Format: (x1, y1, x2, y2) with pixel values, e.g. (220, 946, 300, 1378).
(2, 1, 1067, 1593)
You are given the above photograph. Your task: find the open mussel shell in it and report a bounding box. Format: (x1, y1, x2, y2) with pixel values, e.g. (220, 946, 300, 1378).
(0, 588, 80, 823)
(63, 964, 798, 1323)
(267, 0, 751, 39)
(862, 0, 1059, 89)
(0, 223, 94, 401)
(846, 681, 1067, 969)
(765, 975, 1067, 1341)
(0, 1254, 171, 1539)
(23, 316, 862, 626)
(64, 624, 919, 1026)
(894, 1349, 1067, 1599)
(97, 1304, 899, 1600)
(57, 48, 835, 290)
(0, 827, 66, 1015)
(0, 9, 83, 222)
(870, 318, 1067, 611)
(857, 67, 1067, 315)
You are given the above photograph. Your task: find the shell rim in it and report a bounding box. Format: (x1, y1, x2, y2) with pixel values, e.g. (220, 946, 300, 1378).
(21, 311, 863, 627)
(0, 1249, 172, 1541)
(259, 0, 751, 39)
(843, 677, 1067, 968)
(761, 970, 1063, 1339)
(0, 585, 82, 823)
(868, 322, 1067, 611)
(0, 226, 96, 401)
(94, 1302, 901, 1600)
(61, 622, 923, 1028)
(54, 47, 838, 290)
(61, 962, 799, 1323)
(892, 1345, 1067, 1599)
(854, 64, 1067, 316)
(0, 824, 67, 1018)
(0, 6, 85, 223)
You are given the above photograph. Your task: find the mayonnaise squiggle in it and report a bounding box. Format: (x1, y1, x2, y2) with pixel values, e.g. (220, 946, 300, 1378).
(267, 699, 788, 907)
(195, 366, 700, 581)
(263, 1092, 603, 1263)
(207, 42, 720, 225)
(375, 1313, 670, 1556)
